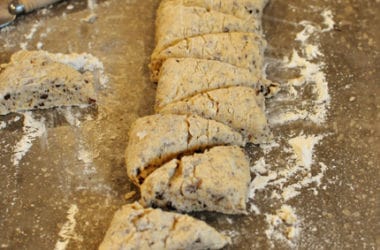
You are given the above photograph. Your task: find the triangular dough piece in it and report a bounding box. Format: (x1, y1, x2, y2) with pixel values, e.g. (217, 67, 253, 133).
(150, 32, 265, 81)
(160, 86, 271, 143)
(99, 202, 230, 250)
(0, 50, 103, 115)
(140, 146, 251, 214)
(154, 4, 259, 54)
(155, 58, 276, 111)
(126, 114, 245, 185)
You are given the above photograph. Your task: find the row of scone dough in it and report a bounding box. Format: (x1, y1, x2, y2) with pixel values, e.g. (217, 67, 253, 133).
(100, 0, 276, 249)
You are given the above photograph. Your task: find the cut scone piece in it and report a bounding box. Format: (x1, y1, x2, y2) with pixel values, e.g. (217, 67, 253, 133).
(155, 58, 277, 110)
(160, 86, 271, 144)
(125, 114, 245, 185)
(0, 50, 105, 115)
(99, 202, 230, 250)
(154, 4, 259, 54)
(161, 0, 269, 21)
(150, 32, 265, 81)
(140, 146, 251, 214)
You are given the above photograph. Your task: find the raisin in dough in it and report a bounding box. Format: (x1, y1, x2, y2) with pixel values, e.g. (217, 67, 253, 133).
(126, 114, 245, 185)
(153, 4, 259, 54)
(140, 146, 250, 214)
(161, 0, 269, 21)
(150, 32, 265, 81)
(155, 58, 277, 110)
(99, 202, 230, 250)
(0, 50, 99, 115)
(160, 86, 271, 143)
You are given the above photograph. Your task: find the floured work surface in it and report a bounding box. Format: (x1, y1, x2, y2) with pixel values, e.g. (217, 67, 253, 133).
(0, 0, 378, 249)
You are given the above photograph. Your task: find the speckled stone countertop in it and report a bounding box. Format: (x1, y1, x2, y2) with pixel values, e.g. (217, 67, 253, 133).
(0, 0, 378, 249)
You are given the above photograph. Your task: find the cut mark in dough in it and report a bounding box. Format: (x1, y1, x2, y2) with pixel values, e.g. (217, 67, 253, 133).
(99, 202, 230, 250)
(160, 86, 271, 144)
(161, 0, 269, 21)
(150, 32, 266, 82)
(155, 58, 279, 110)
(153, 4, 260, 55)
(125, 114, 245, 185)
(140, 146, 251, 214)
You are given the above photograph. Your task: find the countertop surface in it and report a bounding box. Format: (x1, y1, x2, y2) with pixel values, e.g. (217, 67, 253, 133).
(0, 0, 378, 249)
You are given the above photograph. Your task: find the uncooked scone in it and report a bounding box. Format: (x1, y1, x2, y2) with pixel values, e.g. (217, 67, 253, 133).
(160, 86, 271, 143)
(155, 58, 274, 110)
(161, 0, 269, 21)
(125, 114, 245, 185)
(154, 4, 259, 54)
(99, 202, 230, 250)
(0, 50, 104, 115)
(150, 32, 266, 81)
(140, 146, 251, 214)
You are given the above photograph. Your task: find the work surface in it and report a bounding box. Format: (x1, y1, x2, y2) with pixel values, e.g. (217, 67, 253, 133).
(0, 0, 379, 249)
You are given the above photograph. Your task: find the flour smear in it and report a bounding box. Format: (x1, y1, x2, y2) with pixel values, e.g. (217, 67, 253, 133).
(12, 112, 46, 166)
(248, 9, 335, 246)
(54, 204, 83, 250)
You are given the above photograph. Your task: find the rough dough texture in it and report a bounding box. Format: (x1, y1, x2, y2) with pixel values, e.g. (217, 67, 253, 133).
(99, 202, 230, 250)
(150, 32, 265, 81)
(0, 50, 102, 115)
(160, 86, 271, 143)
(125, 114, 245, 185)
(155, 58, 273, 110)
(161, 0, 269, 21)
(154, 4, 259, 54)
(140, 146, 251, 214)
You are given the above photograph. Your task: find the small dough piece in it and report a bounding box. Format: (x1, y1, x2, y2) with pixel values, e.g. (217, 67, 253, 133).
(154, 4, 259, 54)
(155, 58, 272, 110)
(161, 0, 269, 21)
(0, 50, 102, 115)
(125, 114, 245, 185)
(140, 146, 251, 214)
(150, 32, 265, 81)
(160, 86, 271, 143)
(99, 202, 230, 250)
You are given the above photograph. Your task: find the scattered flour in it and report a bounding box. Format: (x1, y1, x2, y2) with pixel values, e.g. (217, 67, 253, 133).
(269, 9, 335, 125)
(60, 107, 81, 127)
(12, 112, 46, 166)
(24, 21, 42, 40)
(49, 52, 109, 87)
(249, 9, 335, 247)
(54, 204, 82, 250)
(288, 134, 325, 171)
(78, 144, 97, 175)
(0, 121, 6, 129)
(265, 205, 300, 246)
(19, 21, 43, 49)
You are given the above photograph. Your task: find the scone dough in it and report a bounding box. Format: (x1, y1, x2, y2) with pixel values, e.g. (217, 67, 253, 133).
(161, 0, 269, 21)
(154, 4, 259, 54)
(0, 50, 101, 115)
(140, 146, 251, 214)
(155, 58, 272, 110)
(160, 86, 271, 143)
(150, 32, 266, 81)
(125, 114, 245, 185)
(99, 202, 230, 250)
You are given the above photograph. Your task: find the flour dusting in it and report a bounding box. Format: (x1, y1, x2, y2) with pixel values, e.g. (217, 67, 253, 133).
(288, 134, 324, 171)
(12, 112, 46, 166)
(269, 9, 335, 125)
(49, 52, 109, 87)
(54, 204, 82, 250)
(250, 9, 335, 247)
(265, 205, 300, 246)
(0, 121, 6, 129)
